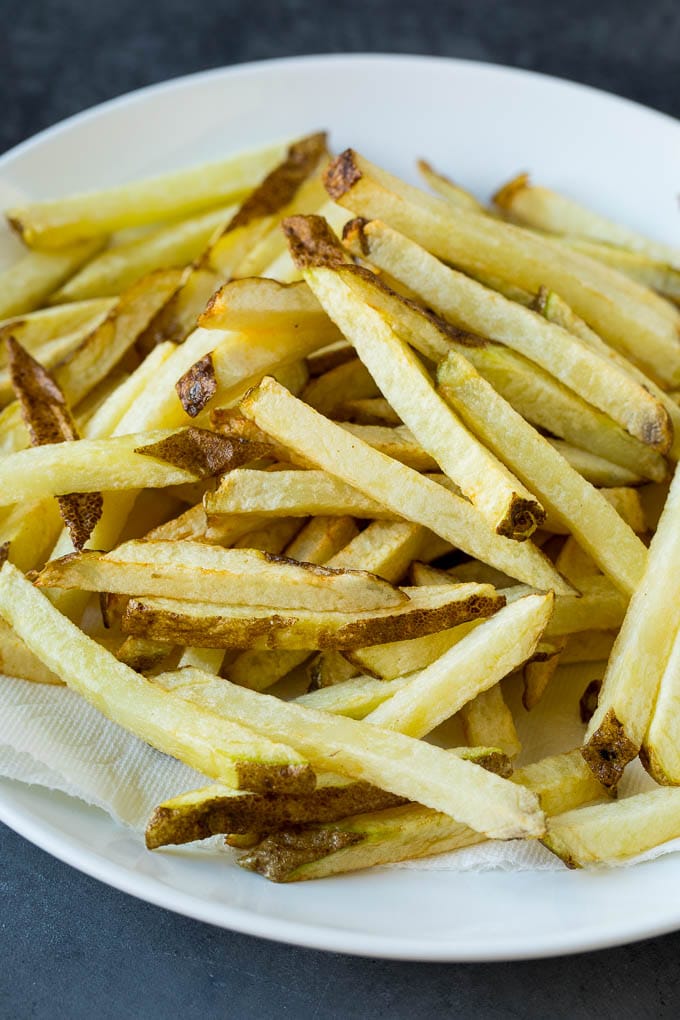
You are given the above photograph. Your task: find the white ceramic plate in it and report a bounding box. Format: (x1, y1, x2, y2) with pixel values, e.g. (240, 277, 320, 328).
(1, 54, 679, 961)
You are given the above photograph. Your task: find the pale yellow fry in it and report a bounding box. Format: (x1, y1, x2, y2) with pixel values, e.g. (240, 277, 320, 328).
(302, 262, 543, 540)
(543, 788, 680, 868)
(294, 673, 410, 718)
(8, 141, 286, 247)
(546, 441, 642, 488)
(0, 563, 313, 791)
(53, 205, 236, 301)
(459, 684, 522, 759)
(584, 464, 680, 787)
(155, 668, 545, 840)
(283, 516, 359, 565)
(330, 152, 680, 386)
(238, 377, 571, 593)
(437, 354, 647, 596)
(345, 218, 672, 448)
(0, 239, 103, 317)
(366, 594, 552, 738)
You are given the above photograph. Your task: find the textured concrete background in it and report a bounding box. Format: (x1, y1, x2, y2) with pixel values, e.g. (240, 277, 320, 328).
(1, 1, 680, 1016)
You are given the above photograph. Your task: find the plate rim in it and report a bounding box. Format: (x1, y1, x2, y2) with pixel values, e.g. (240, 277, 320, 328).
(1, 52, 679, 962)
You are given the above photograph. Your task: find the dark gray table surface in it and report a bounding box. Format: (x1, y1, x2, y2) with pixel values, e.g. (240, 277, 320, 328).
(1, 2, 679, 1016)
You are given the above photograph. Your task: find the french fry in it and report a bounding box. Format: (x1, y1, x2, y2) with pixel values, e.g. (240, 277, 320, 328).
(304, 650, 361, 691)
(7, 141, 288, 248)
(231, 518, 303, 554)
(459, 684, 522, 759)
(541, 486, 648, 536)
(546, 442, 643, 488)
(155, 667, 545, 840)
(116, 635, 173, 673)
(283, 515, 359, 565)
(416, 160, 488, 214)
(238, 377, 571, 592)
(81, 341, 177, 440)
(300, 359, 380, 416)
(0, 239, 104, 317)
(37, 540, 408, 612)
(199, 276, 341, 338)
(123, 582, 503, 651)
(342, 217, 672, 450)
(562, 631, 617, 665)
(285, 214, 545, 540)
(52, 205, 236, 302)
(554, 238, 680, 304)
(176, 647, 226, 673)
(493, 173, 680, 272)
(522, 638, 566, 711)
(0, 562, 315, 792)
(327, 151, 680, 386)
(583, 464, 680, 787)
(554, 537, 600, 588)
(8, 337, 102, 549)
(145, 777, 404, 850)
(437, 353, 648, 596)
(542, 788, 680, 868)
(0, 297, 116, 352)
(238, 750, 600, 881)
(365, 594, 552, 737)
(1, 499, 63, 572)
(0, 620, 64, 685)
(336, 425, 439, 471)
(296, 672, 409, 718)
(334, 398, 402, 426)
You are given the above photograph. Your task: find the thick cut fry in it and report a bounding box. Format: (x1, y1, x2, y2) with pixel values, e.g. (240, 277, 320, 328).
(285, 216, 544, 540)
(0, 563, 314, 792)
(1, 499, 63, 572)
(0, 431, 224, 504)
(493, 174, 680, 272)
(459, 684, 521, 759)
(53, 205, 236, 302)
(155, 668, 545, 840)
(0, 298, 116, 352)
(199, 276, 342, 339)
(8, 338, 102, 549)
(0, 239, 103, 317)
(546, 442, 643, 488)
(238, 377, 571, 592)
(145, 778, 403, 850)
(305, 650, 360, 690)
(583, 464, 680, 787)
(555, 238, 680, 304)
(437, 354, 648, 596)
(295, 673, 409, 718)
(123, 582, 503, 651)
(232, 518, 303, 554)
(366, 594, 552, 737)
(336, 425, 438, 471)
(542, 788, 680, 868)
(328, 152, 680, 386)
(541, 486, 648, 536)
(38, 541, 407, 612)
(334, 397, 401, 426)
(300, 359, 380, 416)
(8, 142, 288, 248)
(283, 515, 359, 566)
(343, 218, 672, 450)
(238, 750, 599, 881)
(643, 622, 680, 784)
(115, 635, 173, 672)
(417, 160, 488, 213)
(0, 621, 63, 685)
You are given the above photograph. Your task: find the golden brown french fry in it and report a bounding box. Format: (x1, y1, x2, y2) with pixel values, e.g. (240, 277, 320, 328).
(199, 276, 341, 337)
(583, 464, 680, 787)
(0, 297, 116, 352)
(300, 359, 380, 416)
(123, 582, 503, 650)
(0, 562, 315, 792)
(7, 141, 288, 248)
(283, 515, 359, 565)
(542, 788, 680, 868)
(155, 667, 545, 840)
(554, 238, 680, 304)
(238, 377, 571, 592)
(327, 151, 680, 386)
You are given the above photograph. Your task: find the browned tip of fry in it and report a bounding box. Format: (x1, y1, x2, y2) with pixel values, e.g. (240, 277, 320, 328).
(341, 216, 370, 255)
(0, 542, 9, 568)
(492, 172, 530, 210)
(176, 354, 217, 417)
(531, 285, 551, 316)
(234, 762, 317, 796)
(282, 214, 347, 270)
(323, 149, 362, 200)
(58, 492, 104, 551)
(134, 427, 267, 479)
(579, 679, 602, 725)
(641, 405, 673, 454)
(238, 827, 363, 882)
(474, 750, 513, 778)
(227, 131, 328, 230)
(580, 708, 637, 789)
(496, 496, 545, 541)
(7, 335, 71, 432)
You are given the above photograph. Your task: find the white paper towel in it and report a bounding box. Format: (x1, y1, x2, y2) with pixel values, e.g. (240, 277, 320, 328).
(2, 661, 679, 872)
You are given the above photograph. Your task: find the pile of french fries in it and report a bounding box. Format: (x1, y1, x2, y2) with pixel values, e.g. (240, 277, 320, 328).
(2, 131, 680, 881)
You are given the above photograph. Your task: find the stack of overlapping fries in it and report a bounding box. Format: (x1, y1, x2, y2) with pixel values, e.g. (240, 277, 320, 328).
(2, 131, 680, 880)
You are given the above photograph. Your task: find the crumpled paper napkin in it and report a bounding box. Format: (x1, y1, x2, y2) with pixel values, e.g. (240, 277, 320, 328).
(2, 659, 680, 872)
